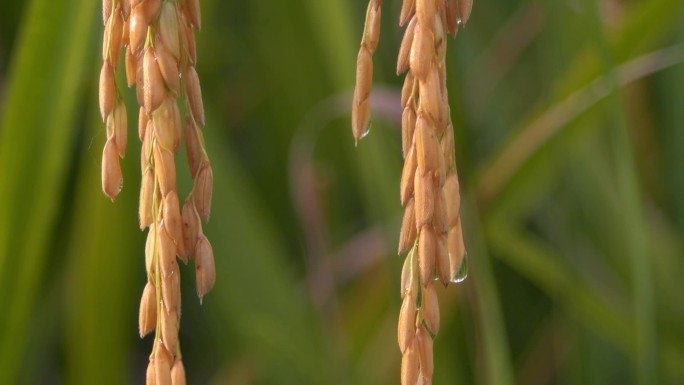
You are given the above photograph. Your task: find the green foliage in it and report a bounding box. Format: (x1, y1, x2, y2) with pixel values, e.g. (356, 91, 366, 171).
(0, 0, 682, 384)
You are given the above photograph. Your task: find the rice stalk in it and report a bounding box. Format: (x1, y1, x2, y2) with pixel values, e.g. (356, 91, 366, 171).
(352, 0, 472, 383)
(99, 1, 214, 383)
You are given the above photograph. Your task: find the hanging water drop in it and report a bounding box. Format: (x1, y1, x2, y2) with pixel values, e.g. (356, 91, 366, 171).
(450, 252, 468, 283)
(360, 122, 371, 140)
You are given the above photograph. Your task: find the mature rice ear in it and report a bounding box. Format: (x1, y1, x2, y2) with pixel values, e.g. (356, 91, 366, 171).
(98, 1, 213, 383)
(351, 0, 472, 383)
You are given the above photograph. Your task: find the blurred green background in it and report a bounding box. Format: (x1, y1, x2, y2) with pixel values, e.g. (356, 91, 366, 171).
(1, 0, 683, 384)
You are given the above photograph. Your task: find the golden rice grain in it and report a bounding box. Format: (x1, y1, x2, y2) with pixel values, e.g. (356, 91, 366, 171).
(154, 341, 172, 385)
(163, 191, 186, 260)
(398, 199, 417, 255)
(401, 340, 419, 385)
(153, 99, 179, 151)
(140, 120, 153, 172)
(421, 283, 440, 335)
(400, 146, 417, 205)
(99, 63, 116, 120)
(138, 106, 148, 140)
(409, 24, 432, 81)
(415, 326, 434, 380)
(364, 3, 382, 51)
(418, 226, 436, 286)
(153, 145, 177, 196)
(432, 191, 448, 235)
(184, 0, 202, 30)
(355, 49, 373, 102)
(401, 105, 416, 158)
(415, 0, 436, 24)
(448, 218, 465, 279)
(106, 11, 124, 66)
(444, 0, 458, 35)
(101, 138, 122, 200)
(107, 102, 128, 158)
(161, 310, 179, 354)
(143, 47, 165, 113)
(128, 6, 146, 54)
(157, 222, 177, 279)
(184, 66, 205, 126)
(138, 170, 154, 230)
(400, 250, 414, 297)
(193, 162, 213, 222)
(398, 292, 416, 353)
(397, 17, 416, 75)
(181, 199, 200, 259)
(170, 359, 186, 385)
(184, 119, 203, 177)
(139, 282, 157, 338)
(399, 0, 415, 26)
(458, 0, 474, 25)
(138, 0, 161, 24)
(443, 174, 461, 226)
(415, 115, 439, 173)
(413, 171, 434, 227)
(418, 74, 441, 121)
(161, 263, 180, 314)
(145, 225, 156, 276)
(103, 0, 112, 24)
(181, 18, 197, 64)
(435, 236, 450, 286)
(146, 358, 156, 385)
(159, 2, 181, 59)
(156, 41, 180, 94)
(401, 72, 416, 107)
(194, 234, 216, 303)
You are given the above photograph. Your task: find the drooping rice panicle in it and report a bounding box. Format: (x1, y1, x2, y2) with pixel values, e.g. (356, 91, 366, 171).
(352, 0, 472, 383)
(99, 1, 214, 383)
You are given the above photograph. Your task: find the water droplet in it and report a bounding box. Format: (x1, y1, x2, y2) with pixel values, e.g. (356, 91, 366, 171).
(360, 124, 371, 140)
(354, 124, 371, 147)
(450, 253, 468, 283)
(456, 18, 463, 26)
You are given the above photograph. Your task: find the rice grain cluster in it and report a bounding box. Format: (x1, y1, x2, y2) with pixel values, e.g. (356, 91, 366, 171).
(99, 1, 214, 383)
(352, 0, 472, 383)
